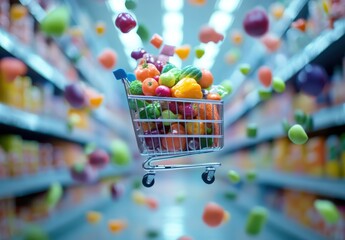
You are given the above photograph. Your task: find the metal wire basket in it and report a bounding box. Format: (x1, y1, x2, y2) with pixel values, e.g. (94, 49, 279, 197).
(114, 68, 224, 187)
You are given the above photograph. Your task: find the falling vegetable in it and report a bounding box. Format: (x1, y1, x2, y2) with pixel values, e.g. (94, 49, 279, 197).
(243, 7, 269, 37)
(202, 202, 225, 227)
(86, 211, 102, 224)
(314, 200, 340, 224)
(46, 182, 63, 209)
(175, 45, 191, 60)
(115, 12, 137, 33)
(98, 48, 117, 69)
(245, 206, 268, 236)
(150, 33, 163, 48)
(288, 124, 308, 145)
(40, 6, 70, 36)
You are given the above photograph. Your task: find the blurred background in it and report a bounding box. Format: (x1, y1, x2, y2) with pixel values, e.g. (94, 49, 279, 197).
(0, 0, 345, 239)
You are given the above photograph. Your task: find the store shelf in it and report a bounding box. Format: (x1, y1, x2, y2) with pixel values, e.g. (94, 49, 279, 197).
(0, 165, 129, 198)
(0, 103, 111, 150)
(236, 200, 327, 240)
(221, 103, 345, 154)
(42, 196, 112, 237)
(0, 28, 67, 90)
(224, 18, 345, 129)
(0, 25, 131, 142)
(257, 170, 345, 200)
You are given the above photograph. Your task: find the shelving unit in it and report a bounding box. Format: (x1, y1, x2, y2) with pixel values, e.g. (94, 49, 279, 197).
(41, 196, 112, 237)
(0, 103, 109, 150)
(0, 28, 66, 90)
(235, 200, 327, 240)
(0, 27, 131, 141)
(224, 18, 345, 128)
(257, 170, 345, 200)
(221, 103, 345, 154)
(0, 165, 130, 198)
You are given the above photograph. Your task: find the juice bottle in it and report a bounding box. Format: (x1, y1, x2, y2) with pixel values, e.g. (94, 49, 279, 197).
(325, 135, 341, 178)
(339, 133, 345, 178)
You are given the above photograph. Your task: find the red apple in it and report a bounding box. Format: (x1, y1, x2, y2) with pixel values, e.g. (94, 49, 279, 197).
(155, 85, 171, 97)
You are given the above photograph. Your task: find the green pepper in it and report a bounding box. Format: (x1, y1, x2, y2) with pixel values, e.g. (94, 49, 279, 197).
(129, 99, 147, 111)
(139, 102, 161, 119)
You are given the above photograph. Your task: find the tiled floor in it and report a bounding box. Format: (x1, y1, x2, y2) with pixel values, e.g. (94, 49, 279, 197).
(56, 168, 291, 240)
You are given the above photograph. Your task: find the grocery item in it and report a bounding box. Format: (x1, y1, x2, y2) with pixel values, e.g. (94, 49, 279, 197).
(97, 49, 117, 69)
(288, 124, 308, 145)
(314, 200, 340, 224)
(245, 206, 268, 235)
(202, 202, 225, 227)
(40, 6, 70, 36)
(150, 34, 163, 48)
(227, 170, 241, 183)
(115, 12, 136, 33)
(243, 8, 269, 37)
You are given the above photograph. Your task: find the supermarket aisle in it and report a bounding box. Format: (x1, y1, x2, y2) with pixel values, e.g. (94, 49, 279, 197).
(55, 168, 291, 240)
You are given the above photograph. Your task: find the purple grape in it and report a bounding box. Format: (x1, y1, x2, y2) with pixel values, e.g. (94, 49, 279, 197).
(154, 60, 164, 73)
(297, 64, 328, 96)
(168, 101, 178, 114)
(88, 149, 109, 169)
(110, 182, 124, 200)
(70, 163, 98, 183)
(131, 48, 146, 60)
(143, 53, 155, 64)
(144, 129, 160, 150)
(64, 83, 86, 108)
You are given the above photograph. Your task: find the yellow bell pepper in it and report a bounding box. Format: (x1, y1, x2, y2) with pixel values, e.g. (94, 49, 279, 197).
(171, 77, 202, 99)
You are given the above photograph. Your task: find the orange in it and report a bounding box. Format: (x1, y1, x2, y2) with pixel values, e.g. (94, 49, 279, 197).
(202, 202, 225, 227)
(199, 69, 214, 88)
(175, 45, 191, 60)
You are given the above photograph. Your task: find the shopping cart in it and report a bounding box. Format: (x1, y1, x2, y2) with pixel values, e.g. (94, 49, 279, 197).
(114, 69, 224, 187)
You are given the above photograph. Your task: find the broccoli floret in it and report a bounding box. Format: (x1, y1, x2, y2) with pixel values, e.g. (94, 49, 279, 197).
(129, 80, 143, 95)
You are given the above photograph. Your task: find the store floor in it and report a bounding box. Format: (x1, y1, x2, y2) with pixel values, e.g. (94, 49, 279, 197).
(54, 168, 292, 240)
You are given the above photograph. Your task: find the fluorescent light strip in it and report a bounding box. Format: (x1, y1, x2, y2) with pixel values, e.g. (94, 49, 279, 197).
(161, 0, 184, 68)
(106, 0, 143, 69)
(209, 11, 234, 35)
(163, 0, 183, 11)
(217, 0, 241, 13)
(193, 0, 242, 70)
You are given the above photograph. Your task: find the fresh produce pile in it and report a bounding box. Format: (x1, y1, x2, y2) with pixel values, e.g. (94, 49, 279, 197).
(126, 50, 229, 153)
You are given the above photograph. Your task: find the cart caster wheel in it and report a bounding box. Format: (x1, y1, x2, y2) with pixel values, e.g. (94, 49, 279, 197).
(202, 171, 215, 184)
(142, 173, 155, 188)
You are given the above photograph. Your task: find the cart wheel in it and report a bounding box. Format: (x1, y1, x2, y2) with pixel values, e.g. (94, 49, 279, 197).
(202, 172, 215, 184)
(142, 173, 155, 188)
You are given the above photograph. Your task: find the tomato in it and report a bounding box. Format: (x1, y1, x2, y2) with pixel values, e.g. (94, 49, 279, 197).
(206, 92, 221, 100)
(199, 69, 214, 88)
(202, 202, 225, 227)
(142, 78, 159, 96)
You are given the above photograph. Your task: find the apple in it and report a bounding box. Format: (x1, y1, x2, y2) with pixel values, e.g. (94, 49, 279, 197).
(155, 85, 171, 97)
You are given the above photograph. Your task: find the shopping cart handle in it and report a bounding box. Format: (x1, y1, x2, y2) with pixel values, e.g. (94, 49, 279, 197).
(127, 73, 136, 82)
(113, 68, 127, 80)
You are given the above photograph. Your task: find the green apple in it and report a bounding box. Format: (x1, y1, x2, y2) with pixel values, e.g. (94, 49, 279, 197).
(195, 47, 205, 58)
(314, 200, 340, 224)
(40, 7, 70, 36)
(272, 77, 286, 93)
(161, 109, 177, 126)
(111, 139, 131, 166)
(46, 182, 63, 208)
(239, 63, 251, 75)
(288, 124, 308, 145)
(159, 71, 176, 87)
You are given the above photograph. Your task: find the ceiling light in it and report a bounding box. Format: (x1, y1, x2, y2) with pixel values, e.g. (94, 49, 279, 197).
(162, 0, 183, 11)
(209, 11, 234, 35)
(163, 12, 183, 30)
(217, 0, 241, 13)
(106, 0, 127, 13)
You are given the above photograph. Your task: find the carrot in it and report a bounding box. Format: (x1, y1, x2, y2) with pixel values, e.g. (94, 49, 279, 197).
(198, 103, 220, 147)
